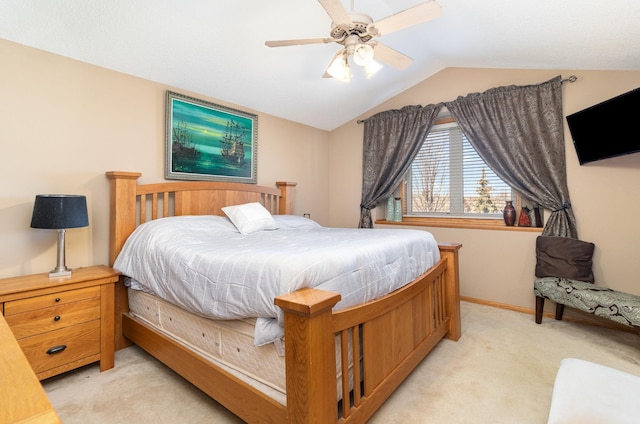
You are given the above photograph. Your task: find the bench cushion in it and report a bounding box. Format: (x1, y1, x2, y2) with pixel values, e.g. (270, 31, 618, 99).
(534, 277, 640, 328)
(535, 236, 595, 282)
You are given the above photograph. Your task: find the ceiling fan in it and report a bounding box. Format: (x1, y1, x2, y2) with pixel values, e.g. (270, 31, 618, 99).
(264, 0, 442, 81)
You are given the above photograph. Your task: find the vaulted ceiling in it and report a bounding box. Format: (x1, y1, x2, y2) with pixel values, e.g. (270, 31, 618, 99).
(1, 0, 639, 131)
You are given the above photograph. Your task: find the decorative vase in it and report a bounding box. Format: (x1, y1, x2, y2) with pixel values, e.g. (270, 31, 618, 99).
(529, 208, 537, 227)
(393, 198, 402, 222)
(503, 201, 516, 226)
(386, 196, 395, 221)
(534, 206, 543, 228)
(519, 206, 531, 227)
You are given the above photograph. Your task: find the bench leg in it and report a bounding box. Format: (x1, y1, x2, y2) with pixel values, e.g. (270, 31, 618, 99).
(555, 303, 565, 321)
(535, 296, 544, 324)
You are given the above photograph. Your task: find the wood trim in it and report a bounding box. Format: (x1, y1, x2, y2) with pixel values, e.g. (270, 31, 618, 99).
(378, 217, 543, 232)
(461, 296, 640, 335)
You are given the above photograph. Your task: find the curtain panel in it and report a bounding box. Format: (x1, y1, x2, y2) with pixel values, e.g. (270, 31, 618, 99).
(359, 104, 442, 228)
(444, 76, 577, 237)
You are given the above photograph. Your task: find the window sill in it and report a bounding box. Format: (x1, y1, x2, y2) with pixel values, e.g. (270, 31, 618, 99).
(375, 217, 544, 232)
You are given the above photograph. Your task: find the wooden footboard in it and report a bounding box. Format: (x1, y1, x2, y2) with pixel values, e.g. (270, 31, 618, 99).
(106, 171, 461, 424)
(276, 243, 461, 423)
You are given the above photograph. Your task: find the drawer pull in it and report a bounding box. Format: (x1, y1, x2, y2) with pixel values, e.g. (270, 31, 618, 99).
(46, 345, 67, 355)
(55, 297, 61, 302)
(54, 315, 61, 321)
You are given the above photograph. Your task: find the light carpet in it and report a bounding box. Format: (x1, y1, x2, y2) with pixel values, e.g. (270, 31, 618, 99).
(42, 302, 640, 423)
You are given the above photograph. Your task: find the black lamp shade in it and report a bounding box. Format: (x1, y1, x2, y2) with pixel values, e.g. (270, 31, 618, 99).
(31, 195, 89, 229)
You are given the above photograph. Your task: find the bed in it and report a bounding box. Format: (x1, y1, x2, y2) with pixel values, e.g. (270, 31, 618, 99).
(106, 171, 462, 423)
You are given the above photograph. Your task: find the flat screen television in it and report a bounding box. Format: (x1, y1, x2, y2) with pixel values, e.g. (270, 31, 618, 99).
(566, 87, 640, 165)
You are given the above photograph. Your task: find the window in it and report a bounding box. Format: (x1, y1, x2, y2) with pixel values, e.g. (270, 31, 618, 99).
(406, 120, 514, 219)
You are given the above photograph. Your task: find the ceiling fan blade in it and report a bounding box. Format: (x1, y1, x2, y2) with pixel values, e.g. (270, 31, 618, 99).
(265, 37, 334, 47)
(373, 43, 413, 70)
(369, 1, 442, 36)
(317, 0, 351, 25)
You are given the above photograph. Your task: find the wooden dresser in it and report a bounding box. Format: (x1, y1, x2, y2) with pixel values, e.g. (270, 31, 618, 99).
(0, 265, 120, 380)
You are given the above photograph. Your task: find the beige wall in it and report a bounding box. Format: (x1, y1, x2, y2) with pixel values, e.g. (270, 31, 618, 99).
(329, 68, 640, 311)
(0, 39, 330, 278)
(3, 38, 639, 314)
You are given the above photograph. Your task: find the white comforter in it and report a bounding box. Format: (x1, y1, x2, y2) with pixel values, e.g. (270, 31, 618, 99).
(113, 215, 440, 345)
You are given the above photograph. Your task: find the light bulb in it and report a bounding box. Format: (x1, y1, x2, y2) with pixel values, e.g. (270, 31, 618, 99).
(353, 44, 374, 66)
(327, 54, 351, 82)
(364, 59, 383, 78)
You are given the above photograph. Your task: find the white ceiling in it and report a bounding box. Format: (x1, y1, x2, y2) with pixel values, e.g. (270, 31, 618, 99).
(1, 0, 639, 131)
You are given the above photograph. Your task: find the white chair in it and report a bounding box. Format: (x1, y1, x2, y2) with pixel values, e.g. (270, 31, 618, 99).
(547, 358, 640, 424)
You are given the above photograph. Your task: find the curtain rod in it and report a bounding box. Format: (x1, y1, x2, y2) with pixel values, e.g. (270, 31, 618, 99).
(356, 75, 578, 124)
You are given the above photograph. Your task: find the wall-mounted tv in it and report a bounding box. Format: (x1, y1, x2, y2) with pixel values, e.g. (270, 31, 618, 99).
(566, 87, 640, 165)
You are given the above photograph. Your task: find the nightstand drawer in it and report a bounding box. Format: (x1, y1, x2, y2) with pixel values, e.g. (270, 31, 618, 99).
(19, 320, 101, 375)
(4, 286, 100, 316)
(5, 297, 100, 339)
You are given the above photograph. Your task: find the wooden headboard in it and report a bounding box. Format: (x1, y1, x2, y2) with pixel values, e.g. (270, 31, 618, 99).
(105, 171, 297, 267)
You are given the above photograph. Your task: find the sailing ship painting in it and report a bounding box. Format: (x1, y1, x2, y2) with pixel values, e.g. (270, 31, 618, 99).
(219, 120, 247, 165)
(172, 120, 200, 160)
(165, 92, 258, 183)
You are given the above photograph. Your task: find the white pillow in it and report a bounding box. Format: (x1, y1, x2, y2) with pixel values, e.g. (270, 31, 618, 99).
(222, 202, 278, 234)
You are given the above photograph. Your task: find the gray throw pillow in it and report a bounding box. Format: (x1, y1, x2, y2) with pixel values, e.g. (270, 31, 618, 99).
(535, 236, 595, 282)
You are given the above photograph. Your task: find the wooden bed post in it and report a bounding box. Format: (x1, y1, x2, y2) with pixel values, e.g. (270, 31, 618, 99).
(105, 171, 142, 267)
(438, 243, 462, 341)
(276, 182, 297, 214)
(105, 171, 141, 351)
(275, 288, 341, 423)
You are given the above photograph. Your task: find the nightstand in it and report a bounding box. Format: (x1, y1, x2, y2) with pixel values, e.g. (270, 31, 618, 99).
(0, 265, 120, 380)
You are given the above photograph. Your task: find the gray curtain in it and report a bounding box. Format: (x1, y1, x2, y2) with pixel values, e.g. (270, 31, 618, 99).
(359, 104, 442, 228)
(444, 76, 577, 237)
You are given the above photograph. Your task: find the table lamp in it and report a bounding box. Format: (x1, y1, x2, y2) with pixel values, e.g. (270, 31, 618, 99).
(30, 194, 89, 277)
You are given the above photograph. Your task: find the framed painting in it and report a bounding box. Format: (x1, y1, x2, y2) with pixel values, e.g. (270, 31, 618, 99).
(165, 91, 258, 183)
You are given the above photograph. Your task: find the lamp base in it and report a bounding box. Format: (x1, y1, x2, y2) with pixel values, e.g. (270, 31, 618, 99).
(49, 268, 72, 278)
(49, 228, 72, 278)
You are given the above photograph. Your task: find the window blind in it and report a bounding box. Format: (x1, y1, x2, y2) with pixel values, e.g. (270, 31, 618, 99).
(408, 122, 512, 216)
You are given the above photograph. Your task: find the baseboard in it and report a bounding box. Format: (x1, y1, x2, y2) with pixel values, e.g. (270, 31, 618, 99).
(460, 296, 639, 335)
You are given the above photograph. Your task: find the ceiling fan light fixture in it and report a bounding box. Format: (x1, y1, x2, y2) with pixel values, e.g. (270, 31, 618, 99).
(266, 0, 443, 80)
(364, 59, 383, 78)
(327, 53, 351, 82)
(353, 43, 374, 66)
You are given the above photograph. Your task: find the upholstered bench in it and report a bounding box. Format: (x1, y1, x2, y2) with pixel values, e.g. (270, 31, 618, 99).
(532, 235, 640, 330)
(534, 277, 640, 329)
(547, 358, 640, 424)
